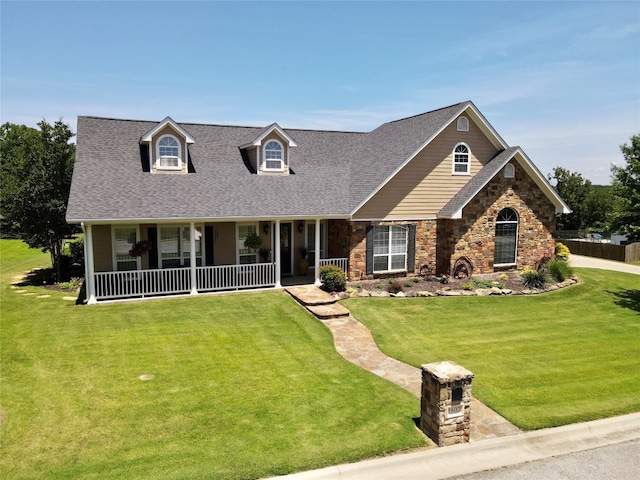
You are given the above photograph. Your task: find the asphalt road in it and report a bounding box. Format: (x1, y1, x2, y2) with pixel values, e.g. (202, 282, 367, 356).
(456, 439, 640, 480)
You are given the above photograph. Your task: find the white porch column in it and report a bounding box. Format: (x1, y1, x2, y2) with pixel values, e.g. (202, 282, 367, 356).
(82, 223, 97, 304)
(314, 218, 321, 286)
(189, 222, 198, 295)
(275, 220, 282, 288)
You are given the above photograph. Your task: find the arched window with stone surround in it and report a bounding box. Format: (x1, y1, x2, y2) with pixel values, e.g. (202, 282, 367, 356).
(494, 208, 518, 266)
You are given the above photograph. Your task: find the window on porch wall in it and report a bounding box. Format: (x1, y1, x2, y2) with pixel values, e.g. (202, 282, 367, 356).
(306, 223, 325, 264)
(114, 227, 138, 271)
(160, 226, 202, 268)
(238, 224, 258, 264)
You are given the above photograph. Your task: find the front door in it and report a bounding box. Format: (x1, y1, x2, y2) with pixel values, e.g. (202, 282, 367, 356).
(280, 223, 292, 276)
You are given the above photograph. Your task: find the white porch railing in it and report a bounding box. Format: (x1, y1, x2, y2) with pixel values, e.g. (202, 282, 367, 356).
(319, 257, 348, 272)
(197, 263, 275, 292)
(93, 263, 276, 300)
(94, 267, 192, 300)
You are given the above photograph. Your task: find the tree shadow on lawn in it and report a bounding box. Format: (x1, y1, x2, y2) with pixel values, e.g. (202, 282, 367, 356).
(606, 288, 640, 313)
(14, 267, 56, 287)
(13, 266, 85, 304)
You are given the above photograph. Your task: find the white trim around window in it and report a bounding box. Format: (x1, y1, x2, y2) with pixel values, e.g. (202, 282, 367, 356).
(112, 226, 140, 271)
(263, 139, 284, 171)
(494, 208, 519, 266)
(452, 142, 471, 175)
(237, 223, 259, 264)
(457, 116, 469, 131)
(156, 134, 182, 171)
(373, 225, 407, 273)
(158, 225, 203, 268)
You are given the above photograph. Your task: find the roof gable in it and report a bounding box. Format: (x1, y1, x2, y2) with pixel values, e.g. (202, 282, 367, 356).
(239, 122, 297, 149)
(349, 101, 509, 215)
(140, 116, 195, 144)
(437, 147, 571, 219)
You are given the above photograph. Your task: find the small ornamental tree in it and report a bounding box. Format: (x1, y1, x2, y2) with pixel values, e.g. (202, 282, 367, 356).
(0, 120, 78, 280)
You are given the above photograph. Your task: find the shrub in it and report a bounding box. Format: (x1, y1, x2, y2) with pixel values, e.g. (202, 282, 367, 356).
(388, 278, 396, 284)
(412, 277, 421, 283)
(387, 282, 404, 294)
(555, 242, 570, 260)
(462, 281, 474, 291)
(319, 264, 346, 292)
(548, 259, 574, 282)
(500, 273, 509, 281)
(403, 282, 412, 288)
(521, 267, 549, 289)
(473, 279, 494, 289)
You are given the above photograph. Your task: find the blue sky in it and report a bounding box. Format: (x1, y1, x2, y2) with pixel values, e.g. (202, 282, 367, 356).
(2, 1, 639, 184)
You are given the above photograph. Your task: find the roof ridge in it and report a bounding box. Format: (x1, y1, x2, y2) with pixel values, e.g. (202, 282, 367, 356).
(383, 101, 470, 125)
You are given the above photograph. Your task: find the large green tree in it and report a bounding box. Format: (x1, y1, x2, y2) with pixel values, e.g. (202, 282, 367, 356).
(0, 120, 77, 279)
(609, 134, 640, 242)
(548, 167, 593, 231)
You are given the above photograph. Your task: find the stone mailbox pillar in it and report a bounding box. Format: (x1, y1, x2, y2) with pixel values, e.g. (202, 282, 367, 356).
(420, 361, 474, 446)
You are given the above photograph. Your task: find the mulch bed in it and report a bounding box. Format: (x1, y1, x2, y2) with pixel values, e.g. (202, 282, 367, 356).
(344, 271, 577, 298)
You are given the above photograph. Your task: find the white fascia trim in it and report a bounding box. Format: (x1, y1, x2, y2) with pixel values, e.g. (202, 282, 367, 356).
(140, 116, 195, 144)
(350, 216, 437, 222)
(68, 214, 351, 225)
(239, 123, 297, 149)
(514, 148, 572, 215)
(350, 102, 508, 217)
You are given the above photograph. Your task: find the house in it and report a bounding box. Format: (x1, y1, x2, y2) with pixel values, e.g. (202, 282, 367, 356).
(66, 101, 570, 303)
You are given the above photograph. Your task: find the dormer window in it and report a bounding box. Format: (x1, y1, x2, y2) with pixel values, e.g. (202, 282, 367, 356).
(264, 140, 284, 171)
(452, 143, 471, 175)
(157, 135, 181, 170)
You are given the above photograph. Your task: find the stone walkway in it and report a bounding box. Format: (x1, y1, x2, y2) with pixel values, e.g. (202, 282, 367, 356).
(285, 285, 521, 442)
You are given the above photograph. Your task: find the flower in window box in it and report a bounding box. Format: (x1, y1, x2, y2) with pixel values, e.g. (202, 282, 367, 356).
(129, 240, 151, 257)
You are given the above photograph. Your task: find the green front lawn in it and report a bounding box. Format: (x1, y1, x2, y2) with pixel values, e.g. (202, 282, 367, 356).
(0, 240, 426, 480)
(343, 268, 640, 430)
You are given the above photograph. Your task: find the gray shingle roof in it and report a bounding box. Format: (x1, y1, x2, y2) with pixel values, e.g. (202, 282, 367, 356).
(66, 101, 490, 222)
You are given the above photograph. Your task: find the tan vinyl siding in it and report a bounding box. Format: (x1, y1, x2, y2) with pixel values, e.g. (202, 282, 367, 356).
(354, 116, 500, 220)
(150, 125, 188, 174)
(213, 222, 236, 265)
(258, 132, 289, 175)
(92, 225, 112, 272)
(245, 147, 258, 172)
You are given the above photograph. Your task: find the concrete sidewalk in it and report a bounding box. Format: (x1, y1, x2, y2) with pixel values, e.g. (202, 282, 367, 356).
(270, 413, 640, 480)
(569, 254, 640, 275)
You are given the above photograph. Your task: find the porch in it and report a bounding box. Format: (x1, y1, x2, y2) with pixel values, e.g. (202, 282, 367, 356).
(82, 218, 350, 303)
(89, 258, 348, 302)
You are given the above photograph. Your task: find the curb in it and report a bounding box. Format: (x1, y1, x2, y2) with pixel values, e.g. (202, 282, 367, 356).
(268, 412, 640, 480)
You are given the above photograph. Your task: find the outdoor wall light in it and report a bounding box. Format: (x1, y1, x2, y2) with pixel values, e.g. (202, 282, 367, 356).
(298, 222, 304, 233)
(263, 223, 270, 235)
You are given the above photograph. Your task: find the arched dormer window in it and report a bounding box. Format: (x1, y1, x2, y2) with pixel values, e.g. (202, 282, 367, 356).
(457, 116, 469, 131)
(157, 135, 181, 170)
(264, 140, 284, 171)
(504, 163, 515, 178)
(452, 143, 471, 175)
(495, 208, 518, 266)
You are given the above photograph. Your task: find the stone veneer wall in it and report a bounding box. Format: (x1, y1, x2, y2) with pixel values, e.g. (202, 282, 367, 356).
(443, 162, 557, 274)
(345, 163, 556, 279)
(348, 220, 437, 281)
(420, 362, 474, 447)
(327, 219, 350, 258)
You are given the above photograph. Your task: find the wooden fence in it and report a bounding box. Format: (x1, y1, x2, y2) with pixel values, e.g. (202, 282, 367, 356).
(563, 240, 640, 263)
